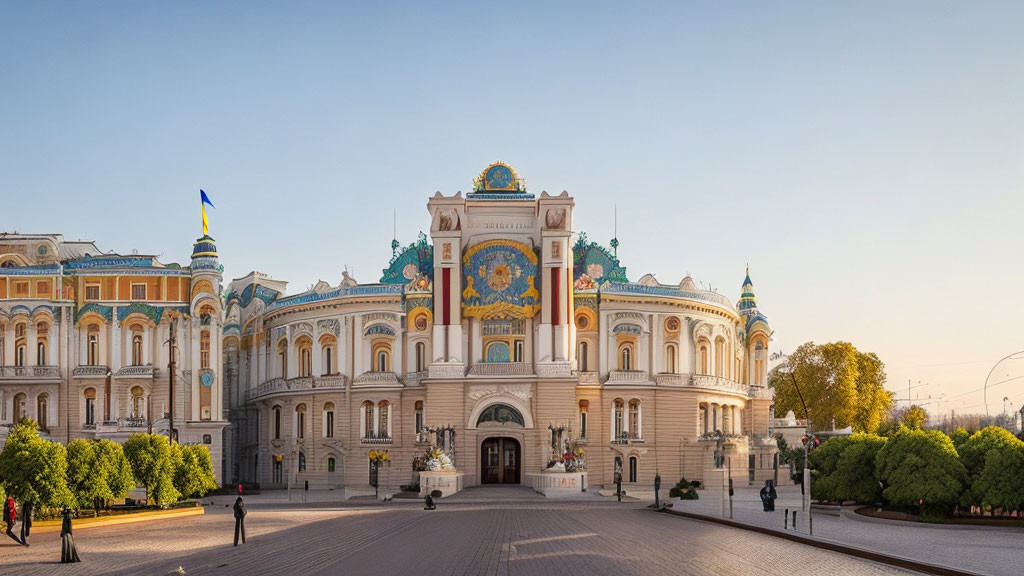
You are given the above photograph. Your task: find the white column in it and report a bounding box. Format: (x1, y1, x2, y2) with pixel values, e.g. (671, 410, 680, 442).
(393, 331, 403, 375)
(600, 315, 611, 374)
(609, 403, 616, 441)
(26, 322, 38, 366)
(2, 324, 14, 366)
(78, 326, 87, 365)
(650, 314, 660, 374)
(191, 319, 201, 420)
(286, 326, 297, 379)
(142, 328, 152, 365)
(110, 316, 121, 371)
(470, 318, 482, 364)
(211, 322, 222, 419)
(638, 402, 644, 439)
(49, 321, 60, 366)
(312, 339, 323, 376)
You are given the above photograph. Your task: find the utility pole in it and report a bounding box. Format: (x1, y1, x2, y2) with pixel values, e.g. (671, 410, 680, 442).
(166, 313, 178, 444)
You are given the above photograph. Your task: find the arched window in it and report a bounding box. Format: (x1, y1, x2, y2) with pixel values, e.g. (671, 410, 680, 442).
(200, 330, 211, 370)
(619, 344, 632, 371)
(613, 398, 625, 440)
(578, 399, 589, 438)
(578, 341, 589, 372)
(323, 345, 334, 375)
(132, 332, 144, 366)
(715, 338, 725, 377)
(371, 341, 392, 373)
(665, 344, 677, 374)
(13, 393, 26, 422)
(754, 342, 765, 386)
(378, 400, 390, 439)
(273, 406, 282, 439)
(377, 349, 390, 372)
(88, 325, 100, 366)
(130, 386, 145, 419)
(628, 456, 638, 483)
(327, 456, 336, 473)
(361, 400, 374, 438)
(415, 341, 426, 372)
(84, 388, 97, 426)
(295, 404, 307, 439)
(699, 342, 709, 375)
(298, 451, 306, 472)
(296, 336, 312, 377)
(37, 393, 49, 429)
(37, 340, 47, 366)
(277, 339, 288, 378)
(15, 332, 26, 366)
(628, 399, 641, 439)
(414, 400, 424, 433)
(323, 402, 335, 438)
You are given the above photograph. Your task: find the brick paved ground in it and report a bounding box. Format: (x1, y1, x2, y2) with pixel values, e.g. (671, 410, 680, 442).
(0, 487, 923, 576)
(672, 484, 1022, 576)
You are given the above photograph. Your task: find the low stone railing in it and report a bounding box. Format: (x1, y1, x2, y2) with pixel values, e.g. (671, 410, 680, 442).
(352, 371, 401, 387)
(605, 370, 650, 384)
(690, 374, 747, 394)
(0, 365, 60, 379)
(577, 371, 600, 385)
(246, 374, 350, 401)
(115, 365, 155, 378)
(73, 365, 110, 377)
(654, 373, 687, 386)
(467, 362, 534, 377)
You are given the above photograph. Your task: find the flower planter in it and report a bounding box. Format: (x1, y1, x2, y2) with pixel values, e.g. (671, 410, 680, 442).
(419, 470, 465, 498)
(527, 471, 588, 498)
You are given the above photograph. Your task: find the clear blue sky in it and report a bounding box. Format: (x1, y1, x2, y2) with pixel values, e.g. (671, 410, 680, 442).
(2, 1, 1022, 417)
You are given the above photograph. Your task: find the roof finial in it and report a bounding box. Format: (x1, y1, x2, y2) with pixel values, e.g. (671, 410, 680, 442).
(391, 209, 399, 257)
(610, 204, 619, 257)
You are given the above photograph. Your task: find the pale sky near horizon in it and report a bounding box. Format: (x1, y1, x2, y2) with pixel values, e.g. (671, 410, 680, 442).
(2, 2, 1022, 418)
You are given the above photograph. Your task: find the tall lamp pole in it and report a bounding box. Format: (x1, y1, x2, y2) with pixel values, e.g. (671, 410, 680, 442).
(984, 351, 1024, 417)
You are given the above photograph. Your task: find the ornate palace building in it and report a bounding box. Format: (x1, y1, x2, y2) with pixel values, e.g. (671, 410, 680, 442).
(225, 163, 777, 495)
(0, 232, 229, 481)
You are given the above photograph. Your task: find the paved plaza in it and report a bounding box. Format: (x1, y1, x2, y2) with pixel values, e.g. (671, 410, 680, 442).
(0, 487, 929, 576)
(672, 484, 1022, 576)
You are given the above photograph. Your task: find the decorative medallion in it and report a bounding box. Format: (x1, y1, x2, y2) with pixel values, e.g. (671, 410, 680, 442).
(200, 371, 214, 388)
(462, 240, 540, 319)
(666, 317, 680, 333)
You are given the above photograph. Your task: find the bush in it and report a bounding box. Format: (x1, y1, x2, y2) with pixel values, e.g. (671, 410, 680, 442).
(833, 434, 886, 503)
(668, 477, 699, 500)
(967, 433, 1024, 512)
(0, 418, 75, 509)
(875, 426, 965, 517)
(124, 434, 180, 507)
(809, 436, 853, 502)
(948, 427, 970, 450)
(67, 439, 136, 512)
(957, 426, 1020, 509)
(174, 444, 218, 499)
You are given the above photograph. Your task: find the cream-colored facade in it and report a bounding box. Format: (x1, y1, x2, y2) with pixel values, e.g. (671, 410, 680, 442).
(225, 164, 776, 495)
(0, 233, 229, 482)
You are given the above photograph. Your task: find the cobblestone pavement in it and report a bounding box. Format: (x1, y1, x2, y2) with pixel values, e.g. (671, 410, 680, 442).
(0, 487, 922, 576)
(672, 484, 1022, 576)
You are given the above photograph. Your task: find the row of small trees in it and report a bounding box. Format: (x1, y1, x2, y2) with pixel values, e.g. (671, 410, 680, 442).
(0, 418, 217, 513)
(810, 425, 1024, 519)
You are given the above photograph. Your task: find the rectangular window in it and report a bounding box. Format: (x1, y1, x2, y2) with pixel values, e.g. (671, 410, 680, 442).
(85, 284, 101, 301)
(15, 281, 29, 296)
(36, 280, 50, 297)
(513, 340, 524, 362)
(131, 283, 147, 300)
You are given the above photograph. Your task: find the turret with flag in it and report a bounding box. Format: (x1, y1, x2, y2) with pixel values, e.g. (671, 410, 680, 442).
(201, 189, 215, 235)
(192, 189, 219, 260)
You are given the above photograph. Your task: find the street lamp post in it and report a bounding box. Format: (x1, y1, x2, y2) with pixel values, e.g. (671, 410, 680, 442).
(776, 351, 812, 534)
(984, 351, 1024, 416)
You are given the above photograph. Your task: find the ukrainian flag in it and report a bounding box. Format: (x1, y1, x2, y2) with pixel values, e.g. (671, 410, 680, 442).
(200, 190, 215, 235)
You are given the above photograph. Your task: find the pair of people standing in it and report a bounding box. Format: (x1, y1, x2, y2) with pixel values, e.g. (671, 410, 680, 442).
(3, 497, 29, 546)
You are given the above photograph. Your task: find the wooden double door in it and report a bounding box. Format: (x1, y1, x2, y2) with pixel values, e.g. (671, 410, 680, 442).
(481, 437, 520, 484)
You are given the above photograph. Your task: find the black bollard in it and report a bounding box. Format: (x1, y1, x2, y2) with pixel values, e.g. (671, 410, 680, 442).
(784, 508, 789, 529)
(792, 510, 797, 529)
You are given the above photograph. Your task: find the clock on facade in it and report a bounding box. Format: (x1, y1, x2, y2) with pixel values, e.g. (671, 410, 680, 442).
(485, 165, 513, 190)
(200, 371, 214, 387)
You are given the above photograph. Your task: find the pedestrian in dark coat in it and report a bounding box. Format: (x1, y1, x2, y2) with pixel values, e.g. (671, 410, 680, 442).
(3, 497, 20, 544)
(760, 480, 778, 512)
(233, 497, 246, 546)
(19, 501, 32, 546)
(60, 508, 81, 563)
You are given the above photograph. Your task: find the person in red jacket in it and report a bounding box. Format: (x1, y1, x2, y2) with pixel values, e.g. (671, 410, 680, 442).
(3, 496, 22, 544)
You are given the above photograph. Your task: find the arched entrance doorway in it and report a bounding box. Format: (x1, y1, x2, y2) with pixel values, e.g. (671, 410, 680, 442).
(481, 437, 520, 484)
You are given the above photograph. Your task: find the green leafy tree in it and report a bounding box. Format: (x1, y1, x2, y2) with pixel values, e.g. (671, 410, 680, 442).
(948, 427, 971, 450)
(971, 440, 1024, 512)
(67, 439, 136, 513)
(124, 434, 180, 507)
(174, 444, 218, 499)
(771, 342, 893, 433)
(901, 405, 928, 430)
(875, 426, 965, 517)
(0, 418, 75, 509)
(833, 433, 887, 503)
(809, 436, 853, 502)
(957, 426, 1020, 508)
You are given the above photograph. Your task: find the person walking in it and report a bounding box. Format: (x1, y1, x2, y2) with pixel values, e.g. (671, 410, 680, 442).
(60, 508, 81, 563)
(3, 496, 21, 544)
(19, 501, 32, 546)
(233, 496, 246, 546)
